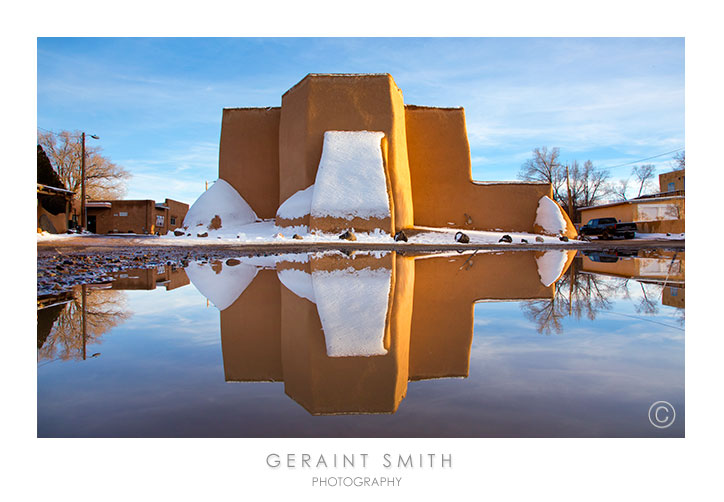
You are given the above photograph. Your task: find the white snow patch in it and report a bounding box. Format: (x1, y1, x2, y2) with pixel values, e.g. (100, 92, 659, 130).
(278, 268, 316, 303)
(185, 261, 258, 311)
(37, 231, 83, 241)
(277, 185, 314, 220)
(535, 196, 568, 235)
(535, 250, 569, 287)
(310, 131, 390, 220)
(183, 179, 257, 233)
(408, 226, 567, 245)
(312, 267, 391, 357)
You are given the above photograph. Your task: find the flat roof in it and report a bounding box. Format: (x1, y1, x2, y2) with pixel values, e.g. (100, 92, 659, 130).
(37, 183, 74, 196)
(283, 73, 397, 97)
(579, 195, 684, 211)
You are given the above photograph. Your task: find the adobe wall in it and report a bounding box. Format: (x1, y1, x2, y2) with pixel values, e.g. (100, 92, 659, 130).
(279, 252, 410, 414)
(409, 251, 554, 380)
(581, 249, 685, 282)
(279, 74, 414, 234)
(580, 199, 684, 234)
(662, 286, 685, 309)
(659, 169, 685, 192)
(164, 199, 189, 231)
(219, 107, 281, 219)
(89, 200, 154, 234)
(405, 106, 552, 233)
(37, 201, 69, 233)
(220, 269, 282, 382)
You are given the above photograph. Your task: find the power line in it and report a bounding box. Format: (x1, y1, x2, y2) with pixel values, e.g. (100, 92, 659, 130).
(602, 148, 684, 170)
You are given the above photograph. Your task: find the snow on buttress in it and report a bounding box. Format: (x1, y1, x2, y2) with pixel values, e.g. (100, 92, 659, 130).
(535, 196, 567, 234)
(277, 184, 314, 220)
(536, 250, 568, 287)
(312, 267, 391, 357)
(277, 268, 316, 303)
(185, 261, 258, 311)
(183, 179, 257, 231)
(310, 131, 390, 220)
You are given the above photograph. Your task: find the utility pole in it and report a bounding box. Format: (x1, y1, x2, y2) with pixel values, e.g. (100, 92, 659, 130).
(79, 133, 99, 232)
(81, 132, 86, 231)
(81, 284, 87, 360)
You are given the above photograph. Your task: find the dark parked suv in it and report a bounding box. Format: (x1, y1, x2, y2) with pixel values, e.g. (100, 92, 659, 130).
(578, 217, 637, 240)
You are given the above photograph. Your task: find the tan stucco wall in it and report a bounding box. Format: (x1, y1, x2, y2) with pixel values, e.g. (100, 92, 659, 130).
(579, 197, 684, 234)
(659, 169, 685, 192)
(219, 108, 281, 219)
(279, 74, 414, 234)
(88, 199, 188, 235)
(581, 249, 684, 283)
(409, 251, 556, 380)
(279, 252, 409, 414)
(404, 106, 555, 233)
(37, 201, 69, 233)
(662, 286, 685, 309)
(216, 73, 568, 236)
(89, 200, 155, 234)
(164, 199, 189, 232)
(109, 266, 189, 290)
(220, 269, 282, 382)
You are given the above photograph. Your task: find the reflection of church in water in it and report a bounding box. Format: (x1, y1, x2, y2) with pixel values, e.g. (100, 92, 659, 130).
(187, 249, 577, 415)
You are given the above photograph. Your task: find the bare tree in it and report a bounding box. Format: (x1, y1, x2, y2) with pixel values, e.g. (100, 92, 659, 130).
(520, 257, 620, 334)
(611, 177, 631, 201)
(37, 130, 131, 200)
(632, 164, 656, 198)
(570, 160, 612, 208)
(518, 147, 565, 202)
(37, 288, 130, 362)
(672, 150, 685, 171)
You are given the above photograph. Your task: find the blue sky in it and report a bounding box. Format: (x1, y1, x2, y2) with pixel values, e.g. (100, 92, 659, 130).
(37, 37, 684, 204)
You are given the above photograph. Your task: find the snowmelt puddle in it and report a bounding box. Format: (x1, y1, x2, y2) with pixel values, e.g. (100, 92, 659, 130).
(38, 248, 684, 437)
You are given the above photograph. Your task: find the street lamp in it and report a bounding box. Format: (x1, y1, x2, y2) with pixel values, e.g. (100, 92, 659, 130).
(80, 132, 100, 232)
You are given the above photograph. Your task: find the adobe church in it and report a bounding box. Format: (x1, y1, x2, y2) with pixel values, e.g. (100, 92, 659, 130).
(196, 73, 576, 237)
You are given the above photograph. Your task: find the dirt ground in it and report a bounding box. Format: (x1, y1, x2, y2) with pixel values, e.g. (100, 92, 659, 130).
(37, 234, 684, 297)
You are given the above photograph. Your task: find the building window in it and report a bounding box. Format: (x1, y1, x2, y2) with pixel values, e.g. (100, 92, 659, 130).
(667, 182, 675, 191)
(118, 211, 128, 217)
(156, 215, 165, 227)
(170, 216, 176, 225)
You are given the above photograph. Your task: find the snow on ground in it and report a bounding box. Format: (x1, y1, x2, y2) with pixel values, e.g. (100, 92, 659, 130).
(185, 261, 258, 310)
(535, 196, 568, 234)
(37, 231, 89, 241)
(278, 268, 316, 304)
(183, 179, 257, 234)
(162, 221, 571, 245)
(311, 131, 390, 220)
(635, 232, 685, 240)
(312, 266, 391, 357)
(535, 250, 569, 287)
(163, 220, 397, 244)
(408, 226, 564, 245)
(277, 185, 313, 219)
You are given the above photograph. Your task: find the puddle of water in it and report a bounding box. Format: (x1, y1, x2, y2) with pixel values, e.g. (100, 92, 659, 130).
(37, 249, 684, 437)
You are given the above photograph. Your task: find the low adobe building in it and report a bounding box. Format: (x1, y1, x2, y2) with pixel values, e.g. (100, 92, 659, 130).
(659, 168, 685, 193)
(579, 168, 685, 234)
(85, 198, 188, 235)
(37, 184, 74, 234)
(188, 73, 576, 238)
